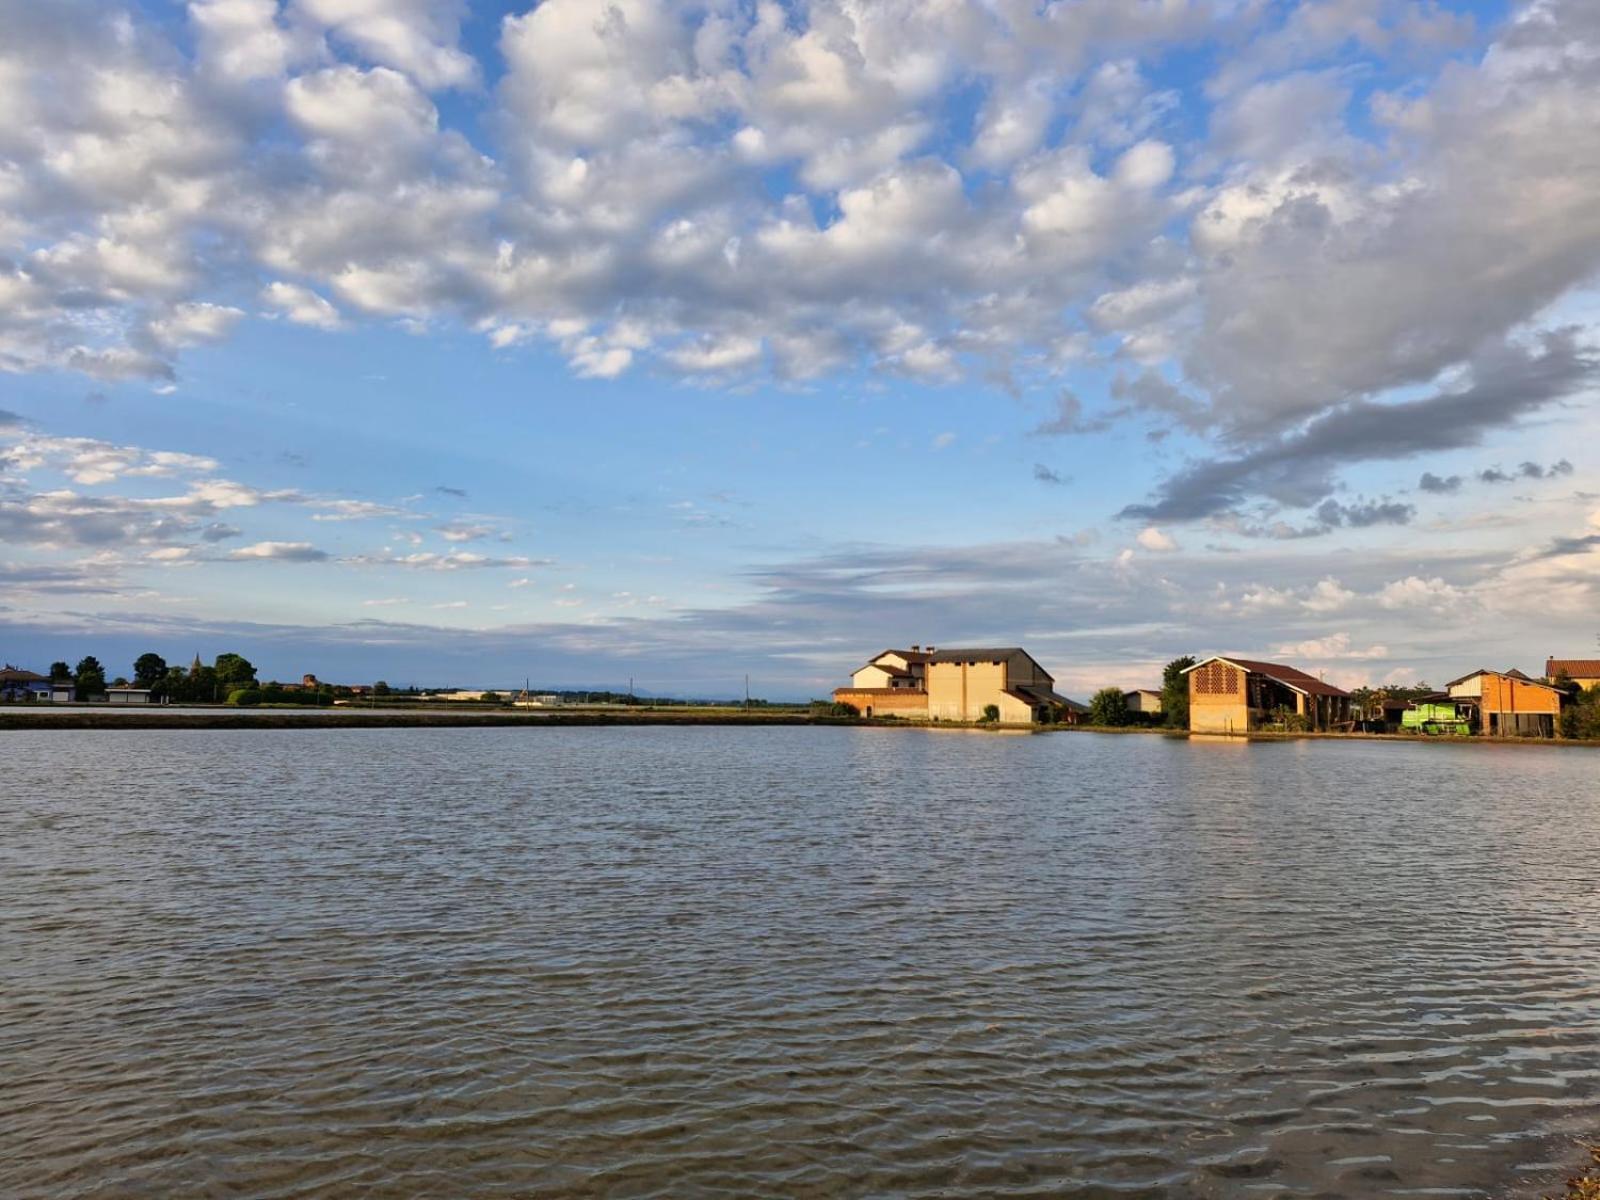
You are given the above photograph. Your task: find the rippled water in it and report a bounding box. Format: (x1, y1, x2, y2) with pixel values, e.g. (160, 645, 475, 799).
(3, 728, 1598, 1198)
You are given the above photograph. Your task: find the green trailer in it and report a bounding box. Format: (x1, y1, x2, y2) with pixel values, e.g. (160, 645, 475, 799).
(1401, 701, 1472, 736)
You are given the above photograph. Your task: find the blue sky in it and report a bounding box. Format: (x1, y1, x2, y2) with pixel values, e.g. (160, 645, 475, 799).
(1, 0, 1597, 699)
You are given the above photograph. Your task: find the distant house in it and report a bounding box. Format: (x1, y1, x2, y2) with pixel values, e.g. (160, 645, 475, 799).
(1546, 657, 1600, 690)
(0, 666, 57, 702)
(834, 645, 1085, 723)
(1445, 669, 1563, 737)
(1123, 689, 1163, 716)
(1182, 656, 1352, 733)
(106, 686, 154, 705)
(513, 692, 564, 707)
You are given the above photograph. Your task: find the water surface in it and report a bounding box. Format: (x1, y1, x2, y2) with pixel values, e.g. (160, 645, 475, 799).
(3, 728, 1597, 1197)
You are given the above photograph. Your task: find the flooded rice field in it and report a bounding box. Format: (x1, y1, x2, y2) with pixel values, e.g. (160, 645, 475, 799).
(2, 727, 1597, 1197)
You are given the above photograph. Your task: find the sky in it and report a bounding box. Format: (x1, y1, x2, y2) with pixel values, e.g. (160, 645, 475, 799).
(1, 0, 1598, 700)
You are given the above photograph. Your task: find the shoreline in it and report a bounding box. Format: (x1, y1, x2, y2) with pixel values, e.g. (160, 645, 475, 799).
(3, 706, 1600, 746)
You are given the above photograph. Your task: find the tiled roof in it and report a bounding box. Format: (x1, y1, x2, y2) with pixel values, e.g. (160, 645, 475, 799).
(1185, 656, 1350, 698)
(1548, 658, 1600, 677)
(0, 667, 50, 683)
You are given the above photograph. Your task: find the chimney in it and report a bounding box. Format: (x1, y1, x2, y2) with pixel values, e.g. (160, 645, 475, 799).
(926, 645, 936, 653)
(910, 644, 920, 652)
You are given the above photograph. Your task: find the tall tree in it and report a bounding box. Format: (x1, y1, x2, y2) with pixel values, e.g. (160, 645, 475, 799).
(74, 655, 106, 698)
(1161, 655, 1196, 728)
(1089, 687, 1129, 727)
(213, 653, 257, 686)
(49, 661, 71, 681)
(133, 652, 168, 688)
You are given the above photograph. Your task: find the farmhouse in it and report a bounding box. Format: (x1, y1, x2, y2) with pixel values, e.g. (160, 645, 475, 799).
(1123, 689, 1164, 716)
(1182, 656, 1352, 733)
(1446, 668, 1563, 737)
(833, 645, 1084, 723)
(0, 666, 72, 703)
(1546, 657, 1600, 690)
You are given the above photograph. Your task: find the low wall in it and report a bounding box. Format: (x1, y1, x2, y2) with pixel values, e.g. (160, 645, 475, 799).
(831, 688, 930, 719)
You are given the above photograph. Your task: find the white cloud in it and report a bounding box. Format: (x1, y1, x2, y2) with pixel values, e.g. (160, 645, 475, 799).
(0, 0, 1596, 541)
(1376, 575, 1465, 609)
(228, 540, 330, 561)
(262, 281, 343, 329)
(1136, 526, 1179, 552)
(293, 0, 476, 90)
(145, 302, 246, 350)
(1302, 577, 1355, 614)
(1274, 632, 1390, 661)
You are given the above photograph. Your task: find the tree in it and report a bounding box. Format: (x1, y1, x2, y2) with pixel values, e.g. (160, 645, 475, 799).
(481, 691, 502, 704)
(1089, 686, 1129, 726)
(979, 703, 1000, 723)
(49, 661, 71, 681)
(828, 701, 859, 717)
(213, 653, 257, 686)
(1160, 655, 1195, 728)
(373, 680, 391, 697)
(133, 652, 168, 688)
(75, 656, 107, 698)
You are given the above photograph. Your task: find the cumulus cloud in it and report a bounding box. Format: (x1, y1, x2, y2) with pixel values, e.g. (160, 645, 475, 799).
(0, 0, 1595, 528)
(1273, 632, 1389, 661)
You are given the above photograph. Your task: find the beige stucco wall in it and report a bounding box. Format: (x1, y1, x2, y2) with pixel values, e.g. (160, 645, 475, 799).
(831, 688, 929, 719)
(852, 664, 894, 688)
(1449, 676, 1484, 698)
(926, 659, 1010, 721)
(1189, 661, 1250, 733)
(995, 689, 1036, 724)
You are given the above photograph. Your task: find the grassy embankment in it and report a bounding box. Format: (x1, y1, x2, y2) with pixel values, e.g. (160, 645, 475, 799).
(6, 707, 1600, 745)
(0, 705, 846, 730)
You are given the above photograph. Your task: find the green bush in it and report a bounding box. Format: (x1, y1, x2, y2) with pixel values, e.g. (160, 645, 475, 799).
(979, 704, 1000, 723)
(227, 687, 262, 707)
(829, 701, 860, 717)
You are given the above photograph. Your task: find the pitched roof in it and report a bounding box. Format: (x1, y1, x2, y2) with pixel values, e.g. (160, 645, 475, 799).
(865, 646, 1055, 681)
(1548, 658, 1600, 677)
(1009, 683, 1087, 712)
(922, 647, 1054, 680)
(858, 661, 913, 678)
(0, 666, 50, 684)
(1182, 656, 1350, 698)
(1444, 667, 1563, 693)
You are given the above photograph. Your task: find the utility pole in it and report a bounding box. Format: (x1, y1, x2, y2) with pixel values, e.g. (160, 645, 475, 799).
(744, 674, 750, 711)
